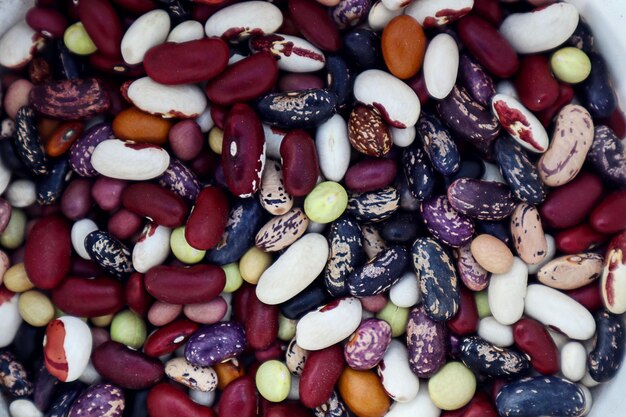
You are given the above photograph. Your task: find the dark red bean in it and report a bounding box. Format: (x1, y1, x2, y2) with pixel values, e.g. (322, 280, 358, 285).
(265, 402, 312, 417)
(89, 53, 146, 77)
(406, 73, 430, 106)
(77, 0, 123, 59)
(280, 130, 319, 197)
(60, 178, 93, 220)
(144, 39, 230, 85)
(245, 291, 279, 351)
(143, 319, 200, 357)
(514, 55, 559, 112)
(472, 0, 502, 26)
(565, 282, 604, 312)
(107, 209, 143, 241)
(299, 345, 344, 408)
(25, 6, 68, 38)
(169, 119, 204, 161)
(462, 391, 499, 417)
(69, 257, 103, 277)
(288, 0, 341, 52)
(92, 177, 128, 212)
(205, 52, 278, 106)
(125, 272, 153, 317)
(148, 383, 216, 417)
(218, 376, 258, 417)
(589, 190, 626, 234)
(555, 223, 610, 254)
(185, 186, 229, 250)
(24, 215, 71, 290)
(539, 172, 604, 229)
(457, 15, 519, 78)
(52, 276, 125, 317)
(344, 158, 397, 193)
(447, 286, 479, 336)
(513, 318, 559, 375)
(110, 0, 158, 14)
(537, 83, 575, 127)
(94, 341, 164, 389)
(145, 264, 226, 304)
(278, 74, 325, 92)
(122, 183, 188, 228)
(254, 341, 284, 363)
(233, 283, 255, 324)
(599, 106, 626, 139)
(210, 104, 228, 130)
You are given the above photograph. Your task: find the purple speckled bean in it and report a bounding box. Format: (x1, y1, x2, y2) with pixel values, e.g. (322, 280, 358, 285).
(332, 0, 372, 29)
(68, 384, 124, 417)
(458, 53, 496, 107)
(69, 122, 115, 177)
(184, 322, 246, 367)
(0, 198, 12, 234)
(420, 195, 474, 248)
(455, 243, 491, 291)
(447, 178, 516, 221)
(157, 158, 201, 204)
(406, 305, 447, 378)
(344, 318, 392, 370)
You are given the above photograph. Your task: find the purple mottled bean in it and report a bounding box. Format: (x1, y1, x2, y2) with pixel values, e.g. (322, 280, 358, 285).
(455, 243, 491, 291)
(61, 179, 93, 220)
(157, 159, 201, 204)
(184, 322, 246, 367)
(69, 122, 115, 177)
(406, 305, 447, 377)
(458, 54, 496, 107)
(421, 195, 474, 248)
(447, 178, 515, 221)
(344, 318, 392, 370)
(0, 199, 12, 234)
(332, 0, 371, 29)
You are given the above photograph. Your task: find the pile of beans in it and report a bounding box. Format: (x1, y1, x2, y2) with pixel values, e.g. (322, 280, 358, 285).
(0, 0, 625, 416)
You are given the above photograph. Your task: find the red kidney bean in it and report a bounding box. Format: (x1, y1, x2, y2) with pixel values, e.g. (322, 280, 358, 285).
(60, 178, 93, 220)
(555, 223, 610, 254)
(447, 286, 479, 336)
(513, 318, 559, 375)
(107, 209, 143, 241)
(472, 0, 502, 26)
(514, 55, 559, 112)
(77, 0, 123, 59)
(218, 376, 257, 417)
(462, 392, 499, 417)
(24, 215, 71, 290)
(92, 177, 128, 212)
(52, 276, 125, 317)
(89, 53, 146, 77)
(145, 264, 226, 304)
(25, 6, 67, 38)
(245, 291, 279, 351)
(143, 319, 200, 357)
(148, 383, 216, 417)
(539, 172, 604, 229)
(122, 183, 188, 228)
(264, 402, 311, 417)
(565, 282, 603, 312)
(599, 106, 626, 139)
(69, 257, 103, 277)
(442, 409, 467, 417)
(537, 83, 575, 127)
(185, 186, 229, 250)
(299, 345, 344, 408)
(110, 0, 157, 14)
(589, 190, 626, 234)
(191, 151, 219, 179)
(210, 104, 228, 130)
(144, 39, 230, 85)
(360, 294, 388, 313)
(278, 74, 325, 92)
(94, 341, 164, 389)
(125, 272, 153, 317)
(233, 283, 255, 324)
(254, 340, 285, 363)
(490, 379, 508, 402)
(457, 15, 519, 78)
(168, 120, 204, 161)
(344, 158, 398, 193)
(406, 73, 430, 106)
(205, 52, 278, 106)
(222, 104, 266, 197)
(288, 0, 341, 52)
(280, 130, 319, 197)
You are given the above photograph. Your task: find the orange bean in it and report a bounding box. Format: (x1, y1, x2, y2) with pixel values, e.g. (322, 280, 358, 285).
(338, 367, 390, 417)
(112, 106, 172, 145)
(382, 15, 427, 79)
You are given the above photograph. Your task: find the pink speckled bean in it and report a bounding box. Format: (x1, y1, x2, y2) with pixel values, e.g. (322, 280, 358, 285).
(148, 301, 182, 326)
(92, 177, 128, 212)
(183, 297, 228, 324)
(4, 79, 34, 120)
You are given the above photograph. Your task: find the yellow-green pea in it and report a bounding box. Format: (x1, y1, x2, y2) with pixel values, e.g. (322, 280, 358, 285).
(91, 314, 114, 327)
(376, 301, 409, 337)
(110, 310, 147, 349)
(240, 247, 272, 285)
(3, 263, 34, 293)
(277, 314, 297, 341)
(256, 360, 291, 402)
(428, 361, 476, 410)
(208, 127, 223, 154)
(0, 209, 26, 250)
(304, 181, 348, 224)
(475, 290, 491, 319)
(170, 227, 206, 264)
(222, 263, 243, 293)
(550, 47, 592, 84)
(18, 290, 54, 327)
(64, 22, 98, 55)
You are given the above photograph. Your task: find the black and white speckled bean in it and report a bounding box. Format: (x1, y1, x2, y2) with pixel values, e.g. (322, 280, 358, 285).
(460, 336, 530, 378)
(68, 383, 125, 417)
(347, 246, 409, 297)
(255, 208, 309, 252)
(324, 215, 365, 297)
(185, 322, 246, 367)
(14, 106, 49, 176)
(495, 135, 546, 205)
(402, 142, 435, 202)
(0, 351, 32, 398)
(69, 122, 115, 177)
(587, 309, 625, 383)
(314, 390, 349, 417)
(416, 113, 461, 176)
(45, 382, 83, 417)
(454, 243, 491, 291)
(406, 305, 447, 378)
(360, 223, 388, 259)
(256, 88, 337, 129)
(421, 195, 474, 248)
(84, 230, 134, 279)
(286, 338, 309, 376)
(164, 357, 218, 392)
(447, 178, 516, 221)
(36, 157, 70, 205)
(259, 159, 293, 216)
(586, 125, 626, 188)
(346, 186, 399, 223)
(157, 158, 201, 204)
(411, 237, 460, 321)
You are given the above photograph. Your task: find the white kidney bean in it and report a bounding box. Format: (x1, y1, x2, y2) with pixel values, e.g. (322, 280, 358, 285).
(561, 341, 587, 382)
(389, 271, 420, 308)
(488, 257, 528, 325)
(0, 293, 22, 348)
(132, 223, 171, 273)
(90, 139, 170, 181)
(296, 297, 362, 351)
(423, 33, 459, 100)
(167, 20, 204, 43)
(384, 381, 440, 417)
(5, 180, 36, 208)
(477, 316, 514, 347)
(121, 9, 170, 65)
(315, 114, 351, 182)
(378, 340, 420, 403)
(71, 219, 98, 260)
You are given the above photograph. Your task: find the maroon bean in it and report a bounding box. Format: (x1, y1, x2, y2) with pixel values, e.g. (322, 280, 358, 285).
(461, 392, 499, 417)
(210, 104, 228, 130)
(278, 74, 325, 92)
(218, 376, 257, 417)
(52, 276, 125, 317)
(299, 345, 344, 408)
(537, 83, 575, 127)
(599, 106, 626, 139)
(565, 282, 604, 312)
(61, 178, 93, 220)
(122, 183, 188, 228)
(143, 319, 200, 357)
(69, 257, 103, 277)
(25, 6, 68, 38)
(93, 341, 164, 390)
(24, 215, 71, 290)
(245, 291, 279, 351)
(92, 177, 128, 212)
(233, 283, 255, 324)
(107, 209, 143, 241)
(205, 52, 278, 106)
(589, 190, 626, 234)
(447, 286, 479, 336)
(88, 53, 146, 76)
(344, 158, 397, 193)
(185, 186, 229, 250)
(144, 39, 230, 85)
(125, 272, 153, 317)
(265, 402, 312, 417)
(255, 341, 284, 362)
(360, 294, 388, 313)
(168, 120, 204, 161)
(514, 55, 559, 112)
(145, 264, 226, 304)
(148, 383, 216, 417)
(76, 0, 123, 59)
(288, 0, 341, 52)
(457, 14, 519, 78)
(555, 223, 610, 254)
(280, 130, 319, 197)
(110, 0, 157, 14)
(406, 73, 430, 106)
(513, 318, 559, 375)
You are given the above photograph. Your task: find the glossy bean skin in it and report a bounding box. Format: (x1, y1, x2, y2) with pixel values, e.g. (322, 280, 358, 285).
(245, 291, 278, 351)
(185, 322, 246, 367)
(148, 383, 216, 417)
(280, 130, 319, 197)
(76, 0, 123, 58)
(289, 0, 341, 52)
(513, 318, 559, 375)
(514, 55, 559, 112)
(324, 215, 366, 297)
(93, 341, 164, 390)
(406, 306, 447, 377)
(447, 286, 479, 336)
(588, 310, 625, 382)
(587, 125, 626, 188)
(125, 272, 152, 317)
(52, 276, 125, 317)
(144, 319, 200, 357)
(578, 53, 617, 119)
(299, 345, 344, 408)
(217, 376, 257, 417)
(122, 183, 188, 228)
(495, 136, 546, 205)
(555, 224, 609, 254)
(185, 186, 229, 250)
(60, 179, 93, 220)
(460, 336, 530, 378)
(24, 215, 71, 289)
(589, 190, 626, 234)
(565, 282, 604, 312)
(344, 159, 397, 193)
(145, 265, 226, 304)
(458, 53, 496, 107)
(26, 7, 68, 38)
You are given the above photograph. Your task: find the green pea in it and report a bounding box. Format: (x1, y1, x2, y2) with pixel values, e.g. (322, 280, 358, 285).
(0, 209, 26, 249)
(474, 290, 491, 319)
(255, 360, 291, 402)
(428, 361, 476, 410)
(277, 314, 297, 341)
(64, 22, 97, 55)
(110, 310, 147, 349)
(304, 181, 348, 224)
(376, 301, 409, 337)
(170, 227, 206, 264)
(550, 47, 592, 84)
(222, 263, 243, 293)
